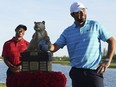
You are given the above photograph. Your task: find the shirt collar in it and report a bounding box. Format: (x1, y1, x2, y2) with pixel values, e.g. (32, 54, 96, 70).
(12, 37, 24, 42)
(73, 20, 88, 28)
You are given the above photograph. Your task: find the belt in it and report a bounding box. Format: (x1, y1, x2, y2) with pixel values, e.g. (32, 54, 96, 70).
(72, 67, 96, 71)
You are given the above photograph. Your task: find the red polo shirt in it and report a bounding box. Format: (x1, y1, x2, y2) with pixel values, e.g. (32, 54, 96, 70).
(2, 37, 29, 65)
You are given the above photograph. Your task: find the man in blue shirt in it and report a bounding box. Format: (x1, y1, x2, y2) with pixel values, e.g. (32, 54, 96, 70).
(49, 2, 116, 87)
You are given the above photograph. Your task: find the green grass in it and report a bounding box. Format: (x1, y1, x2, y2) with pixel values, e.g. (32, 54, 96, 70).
(53, 61, 116, 68)
(52, 61, 70, 65)
(0, 83, 6, 87)
(109, 62, 116, 68)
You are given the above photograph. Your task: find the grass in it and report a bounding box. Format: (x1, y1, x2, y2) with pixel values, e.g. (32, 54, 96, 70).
(52, 61, 70, 65)
(109, 62, 116, 68)
(53, 61, 116, 68)
(0, 83, 6, 87)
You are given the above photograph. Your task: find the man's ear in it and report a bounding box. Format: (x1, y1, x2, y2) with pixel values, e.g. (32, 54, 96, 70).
(70, 13, 74, 17)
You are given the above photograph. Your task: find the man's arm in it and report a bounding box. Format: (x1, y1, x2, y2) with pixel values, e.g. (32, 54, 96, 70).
(49, 43, 60, 52)
(3, 57, 21, 72)
(106, 37, 116, 60)
(3, 57, 14, 68)
(97, 37, 116, 73)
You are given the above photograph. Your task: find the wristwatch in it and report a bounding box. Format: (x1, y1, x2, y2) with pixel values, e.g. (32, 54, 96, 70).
(104, 58, 111, 62)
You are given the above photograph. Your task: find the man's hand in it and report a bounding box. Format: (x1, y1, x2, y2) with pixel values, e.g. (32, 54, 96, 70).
(96, 59, 111, 74)
(10, 65, 22, 72)
(44, 36, 50, 42)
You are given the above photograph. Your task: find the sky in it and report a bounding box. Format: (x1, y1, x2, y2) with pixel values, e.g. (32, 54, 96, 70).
(0, 0, 116, 57)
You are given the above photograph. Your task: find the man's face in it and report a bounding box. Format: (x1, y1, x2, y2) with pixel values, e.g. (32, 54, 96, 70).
(15, 28, 25, 38)
(72, 8, 86, 23)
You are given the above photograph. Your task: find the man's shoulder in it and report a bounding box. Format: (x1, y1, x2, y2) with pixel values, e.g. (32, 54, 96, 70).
(65, 24, 75, 31)
(87, 20, 100, 25)
(4, 38, 14, 43)
(3, 39, 13, 47)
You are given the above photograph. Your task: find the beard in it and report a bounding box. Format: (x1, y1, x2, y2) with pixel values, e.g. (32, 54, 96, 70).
(77, 18, 86, 23)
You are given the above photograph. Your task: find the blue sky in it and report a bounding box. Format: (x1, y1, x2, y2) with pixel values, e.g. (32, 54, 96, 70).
(0, 0, 116, 57)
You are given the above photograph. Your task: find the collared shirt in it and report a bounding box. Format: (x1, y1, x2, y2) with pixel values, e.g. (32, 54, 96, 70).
(55, 20, 111, 69)
(2, 37, 29, 65)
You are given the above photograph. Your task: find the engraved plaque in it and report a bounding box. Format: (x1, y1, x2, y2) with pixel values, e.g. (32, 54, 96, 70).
(30, 52, 38, 56)
(22, 62, 29, 71)
(30, 61, 39, 71)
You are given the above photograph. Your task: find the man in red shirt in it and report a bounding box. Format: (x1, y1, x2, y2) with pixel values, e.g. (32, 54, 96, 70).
(2, 24, 29, 76)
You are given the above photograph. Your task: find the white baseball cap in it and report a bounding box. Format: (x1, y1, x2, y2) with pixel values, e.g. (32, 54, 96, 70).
(70, 2, 86, 13)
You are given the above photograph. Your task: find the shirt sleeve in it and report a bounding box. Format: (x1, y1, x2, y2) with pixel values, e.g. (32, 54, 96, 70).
(55, 31, 67, 48)
(98, 22, 112, 41)
(2, 42, 8, 57)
